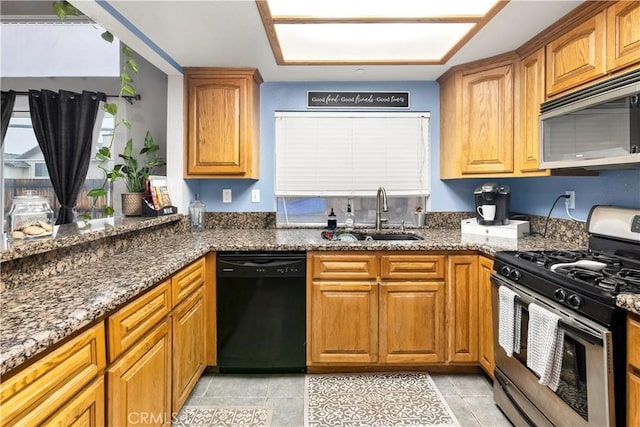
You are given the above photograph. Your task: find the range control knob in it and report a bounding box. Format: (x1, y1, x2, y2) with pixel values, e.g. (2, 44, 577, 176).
(508, 269, 522, 281)
(553, 288, 567, 302)
(500, 266, 511, 276)
(567, 294, 582, 309)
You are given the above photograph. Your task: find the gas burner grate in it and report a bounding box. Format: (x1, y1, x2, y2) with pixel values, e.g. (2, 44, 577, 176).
(616, 268, 640, 287)
(587, 251, 623, 267)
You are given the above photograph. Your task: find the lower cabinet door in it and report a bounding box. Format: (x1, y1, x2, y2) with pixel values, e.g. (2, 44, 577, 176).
(310, 280, 378, 364)
(107, 319, 172, 427)
(379, 281, 445, 364)
(172, 286, 206, 413)
(44, 376, 105, 427)
(478, 256, 495, 377)
(629, 370, 640, 427)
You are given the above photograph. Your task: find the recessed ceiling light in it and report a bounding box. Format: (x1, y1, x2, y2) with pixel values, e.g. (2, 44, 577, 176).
(256, 0, 506, 65)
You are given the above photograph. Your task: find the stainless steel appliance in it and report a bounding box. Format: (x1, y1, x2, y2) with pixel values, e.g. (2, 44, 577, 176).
(492, 205, 640, 426)
(474, 182, 511, 225)
(539, 69, 640, 170)
(216, 251, 306, 373)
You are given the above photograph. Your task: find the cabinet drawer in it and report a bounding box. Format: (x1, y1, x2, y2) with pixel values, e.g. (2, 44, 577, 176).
(310, 254, 378, 280)
(108, 280, 171, 362)
(381, 255, 445, 280)
(629, 314, 640, 368)
(43, 376, 105, 427)
(172, 258, 205, 306)
(0, 323, 106, 426)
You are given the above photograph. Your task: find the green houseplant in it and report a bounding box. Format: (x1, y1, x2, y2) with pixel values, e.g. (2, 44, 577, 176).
(116, 131, 166, 216)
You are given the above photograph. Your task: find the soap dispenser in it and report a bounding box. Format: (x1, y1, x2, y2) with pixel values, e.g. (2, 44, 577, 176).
(345, 203, 354, 230)
(327, 208, 337, 230)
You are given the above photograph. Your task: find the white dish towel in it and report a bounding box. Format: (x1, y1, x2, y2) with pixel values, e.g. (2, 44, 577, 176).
(498, 286, 522, 357)
(527, 303, 565, 391)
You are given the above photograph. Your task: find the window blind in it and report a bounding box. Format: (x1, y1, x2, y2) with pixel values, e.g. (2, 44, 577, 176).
(275, 112, 430, 197)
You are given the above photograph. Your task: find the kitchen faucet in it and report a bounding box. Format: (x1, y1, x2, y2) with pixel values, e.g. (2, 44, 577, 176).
(375, 187, 388, 232)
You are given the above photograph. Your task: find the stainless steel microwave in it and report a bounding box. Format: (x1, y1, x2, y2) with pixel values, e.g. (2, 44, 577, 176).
(539, 71, 640, 169)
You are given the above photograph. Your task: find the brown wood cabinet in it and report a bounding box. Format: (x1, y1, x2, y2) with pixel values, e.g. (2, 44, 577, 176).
(478, 256, 495, 378)
(43, 377, 105, 427)
(628, 313, 640, 427)
(379, 255, 446, 364)
(517, 48, 549, 176)
(170, 257, 206, 411)
(0, 323, 106, 427)
(606, 1, 640, 73)
(460, 64, 514, 175)
(107, 280, 171, 362)
(446, 255, 479, 363)
(107, 319, 172, 427)
(184, 68, 262, 178)
(439, 59, 515, 178)
(172, 286, 206, 411)
(546, 11, 607, 97)
(106, 257, 207, 424)
(308, 252, 448, 367)
(172, 257, 205, 306)
(308, 253, 379, 364)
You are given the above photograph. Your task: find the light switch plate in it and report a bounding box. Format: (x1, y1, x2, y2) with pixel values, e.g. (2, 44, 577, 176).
(222, 189, 232, 203)
(251, 189, 260, 203)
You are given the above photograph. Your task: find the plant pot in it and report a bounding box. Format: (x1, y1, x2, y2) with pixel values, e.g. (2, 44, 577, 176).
(121, 192, 144, 216)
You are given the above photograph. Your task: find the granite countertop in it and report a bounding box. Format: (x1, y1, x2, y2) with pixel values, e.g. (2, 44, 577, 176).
(1, 227, 638, 376)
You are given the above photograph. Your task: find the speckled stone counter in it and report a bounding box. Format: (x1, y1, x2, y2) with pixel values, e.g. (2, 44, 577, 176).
(1, 226, 635, 377)
(617, 294, 640, 315)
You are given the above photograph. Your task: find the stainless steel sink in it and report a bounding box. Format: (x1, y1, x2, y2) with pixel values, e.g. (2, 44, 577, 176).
(368, 233, 423, 241)
(336, 232, 423, 241)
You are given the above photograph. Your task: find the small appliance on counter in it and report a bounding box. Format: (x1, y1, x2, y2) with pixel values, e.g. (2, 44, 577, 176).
(474, 182, 511, 225)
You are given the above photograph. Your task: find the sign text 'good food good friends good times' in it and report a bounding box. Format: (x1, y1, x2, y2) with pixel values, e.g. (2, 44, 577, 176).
(307, 91, 409, 108)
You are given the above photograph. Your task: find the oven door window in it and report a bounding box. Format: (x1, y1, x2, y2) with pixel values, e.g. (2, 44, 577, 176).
(514, 310, 589, 421)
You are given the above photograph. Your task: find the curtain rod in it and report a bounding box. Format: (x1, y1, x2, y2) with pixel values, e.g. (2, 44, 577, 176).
(11, 91, 141, 104)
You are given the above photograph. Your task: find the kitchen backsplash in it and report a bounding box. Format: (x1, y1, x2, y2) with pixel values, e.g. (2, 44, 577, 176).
(0, 211, 587, 291)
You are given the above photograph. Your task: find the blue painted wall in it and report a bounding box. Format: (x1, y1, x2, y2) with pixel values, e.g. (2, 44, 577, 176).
(191, 81, 640, 219)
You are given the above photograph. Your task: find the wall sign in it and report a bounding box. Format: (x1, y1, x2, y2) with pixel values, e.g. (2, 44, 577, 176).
(307, 91, 410, 108)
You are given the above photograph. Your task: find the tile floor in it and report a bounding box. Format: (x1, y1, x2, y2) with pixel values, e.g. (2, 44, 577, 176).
(183, 372, 512, 427)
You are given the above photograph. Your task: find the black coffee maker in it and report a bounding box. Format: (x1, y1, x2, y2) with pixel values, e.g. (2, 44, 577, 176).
(474, 182, 511, 225)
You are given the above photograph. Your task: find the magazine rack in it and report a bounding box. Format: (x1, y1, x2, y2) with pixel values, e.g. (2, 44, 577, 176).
(142, 199, 178, 217)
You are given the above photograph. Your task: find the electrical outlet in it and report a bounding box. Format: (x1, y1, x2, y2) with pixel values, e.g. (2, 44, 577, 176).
(565, 191, 575, 209)
(251, 189, 260, 203)
(222, 189, 232, 203)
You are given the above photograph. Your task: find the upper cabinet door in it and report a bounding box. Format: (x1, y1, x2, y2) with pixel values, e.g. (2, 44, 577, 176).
(461, 64, 514, 175)
(184, 68, 261, 179)
(546, 12, 606, 97)
(606, 1, 640, 73)
(518, 48, 546, 173)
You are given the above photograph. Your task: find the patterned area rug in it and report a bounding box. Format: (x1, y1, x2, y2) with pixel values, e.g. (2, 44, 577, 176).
(173, 406, 272, 427)
(304, 373, 460, 427)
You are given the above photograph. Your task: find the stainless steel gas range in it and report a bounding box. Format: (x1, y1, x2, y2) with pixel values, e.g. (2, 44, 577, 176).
(491, 205, 640, 427)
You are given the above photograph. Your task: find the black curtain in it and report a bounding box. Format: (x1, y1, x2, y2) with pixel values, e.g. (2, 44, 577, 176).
(29, 89, 106, 225)
(1, 90, 16, 147)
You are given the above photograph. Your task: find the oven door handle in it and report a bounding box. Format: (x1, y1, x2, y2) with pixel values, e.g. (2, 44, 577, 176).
(495, 371, 537, 427)
(513, 297, 604, 346)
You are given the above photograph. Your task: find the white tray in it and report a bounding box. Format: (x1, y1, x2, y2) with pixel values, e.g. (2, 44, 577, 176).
(461, 218, 530, 239)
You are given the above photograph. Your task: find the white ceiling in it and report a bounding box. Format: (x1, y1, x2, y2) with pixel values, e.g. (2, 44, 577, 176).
(5, 0, 584, 81)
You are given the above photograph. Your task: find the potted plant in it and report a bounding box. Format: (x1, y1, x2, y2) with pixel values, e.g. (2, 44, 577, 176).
(115, 131, 166, 216)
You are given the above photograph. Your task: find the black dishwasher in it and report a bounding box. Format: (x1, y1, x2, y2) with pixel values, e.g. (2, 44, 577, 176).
(216, 251, 306, 373)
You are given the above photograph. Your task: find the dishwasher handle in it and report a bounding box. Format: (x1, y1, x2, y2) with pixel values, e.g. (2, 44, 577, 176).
(217, 256, 306, 278)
